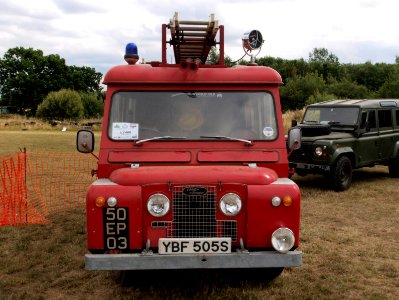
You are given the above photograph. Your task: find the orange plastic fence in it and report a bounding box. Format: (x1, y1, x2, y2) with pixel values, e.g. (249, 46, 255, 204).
(0, 151, 96, 226)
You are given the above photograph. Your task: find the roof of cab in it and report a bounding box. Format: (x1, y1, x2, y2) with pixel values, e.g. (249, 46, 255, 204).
(103, 64, 283, 85)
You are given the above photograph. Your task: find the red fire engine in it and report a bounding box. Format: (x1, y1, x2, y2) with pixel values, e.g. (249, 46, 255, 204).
(77, 13, 302, 282)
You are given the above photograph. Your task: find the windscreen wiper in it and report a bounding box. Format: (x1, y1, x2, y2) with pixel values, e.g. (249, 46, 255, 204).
(135, 136, 187, 145)
(200, 135, 253, 146)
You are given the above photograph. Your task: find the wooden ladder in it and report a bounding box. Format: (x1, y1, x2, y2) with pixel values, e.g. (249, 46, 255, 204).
(165, 12, 222, 64)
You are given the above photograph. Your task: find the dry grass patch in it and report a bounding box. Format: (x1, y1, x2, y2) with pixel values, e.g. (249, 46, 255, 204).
(0, 115, 102, 132)
(0, 130, 101, 154)
(282, 109, 304, 133)
(0, 168, 398, 299)
(1, 128, 398, 299)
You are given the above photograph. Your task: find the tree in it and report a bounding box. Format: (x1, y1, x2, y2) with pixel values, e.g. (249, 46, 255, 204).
(68, 66, 103, 92)
(343, 62, 395, 92)
(208, 47, 236, 67)
(308, 48, 341, 81)
(257, 57, 309, 82)
(0, 47, 102, 114)
(280, 72, 326, 111)
(308, 48, 339, 64)
(326, 78, 369, 99)
(377, 70, 399, 98)
(36, 89, 84, 121)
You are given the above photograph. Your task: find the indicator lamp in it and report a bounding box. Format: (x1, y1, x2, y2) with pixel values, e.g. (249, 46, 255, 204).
(124, 42, 139, 65)
(95, 196, 106, 207)
(283, 196, 293, 207)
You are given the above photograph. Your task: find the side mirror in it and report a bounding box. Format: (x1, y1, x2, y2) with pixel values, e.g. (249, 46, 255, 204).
(287, 127, 301, 151)
(291, 119, 298, 127)
(77, 130, 95, 153)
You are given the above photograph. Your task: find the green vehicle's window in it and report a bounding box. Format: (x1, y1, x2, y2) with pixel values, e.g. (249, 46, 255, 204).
(303, 107, 360, 125)
(108, 91, 278, 141)
(378, 109, 392, 128)
(368, 111, 377, 130)
(360, 110, 377, 130)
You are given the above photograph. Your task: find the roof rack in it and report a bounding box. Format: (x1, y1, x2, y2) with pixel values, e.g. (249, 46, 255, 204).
(162, 12, 224, 65)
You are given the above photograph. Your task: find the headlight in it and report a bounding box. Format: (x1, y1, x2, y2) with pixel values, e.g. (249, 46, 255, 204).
(220, 193, 242, 216)
(147, 193, 170, 217)
(271, 227, 295, 253)
(314, 145, 327, 157)
(314, 146, 323, 156)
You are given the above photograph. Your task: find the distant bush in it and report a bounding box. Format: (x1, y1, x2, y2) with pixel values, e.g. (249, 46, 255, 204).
(80, 92, 104, 118)
(326, 79, 369, 99)
(36, 89, 84, 121)
(306, 91, 337, 105)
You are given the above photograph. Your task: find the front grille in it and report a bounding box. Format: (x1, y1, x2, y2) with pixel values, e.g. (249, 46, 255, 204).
(172, 185, 216, 238)
(290, 142, 313, 163)
(152, 186, 237, 241)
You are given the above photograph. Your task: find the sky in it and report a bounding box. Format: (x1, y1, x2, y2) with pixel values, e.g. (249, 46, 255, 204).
(1, 0, 399, 75)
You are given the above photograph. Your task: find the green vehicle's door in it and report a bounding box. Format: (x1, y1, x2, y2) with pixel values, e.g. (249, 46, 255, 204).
(356, 110, 379, 166)
(377, 109, 395, 161)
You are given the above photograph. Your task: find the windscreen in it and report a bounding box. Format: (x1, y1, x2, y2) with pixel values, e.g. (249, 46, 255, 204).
(108, 91, 278, 141)
(303, 107, 360, 125)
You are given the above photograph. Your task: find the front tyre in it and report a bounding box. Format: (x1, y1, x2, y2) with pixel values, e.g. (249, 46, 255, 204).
(331, 156, 352, 191)
(254, 267, 284, 282)
(111, 270, 131, 286)
(226, 267, 284, 284)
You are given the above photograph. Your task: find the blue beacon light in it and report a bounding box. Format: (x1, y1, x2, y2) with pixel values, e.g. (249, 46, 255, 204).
(124, 43, 139, 65)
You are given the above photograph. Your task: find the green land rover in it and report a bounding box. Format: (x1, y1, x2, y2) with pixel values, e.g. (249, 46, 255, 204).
(289, 99, 399, 191)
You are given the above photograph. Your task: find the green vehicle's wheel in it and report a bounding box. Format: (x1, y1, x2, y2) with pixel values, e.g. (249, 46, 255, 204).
(388, 155, 399, 177)
(331, 156, 352, 191)
(295, 169, 308, 177)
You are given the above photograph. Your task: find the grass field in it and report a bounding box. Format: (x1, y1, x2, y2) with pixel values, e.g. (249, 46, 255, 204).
(0, 127, 398, 299)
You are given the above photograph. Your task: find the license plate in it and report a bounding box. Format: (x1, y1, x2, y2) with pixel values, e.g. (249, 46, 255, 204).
(103, 207, 129, 250)
(158, 238, 231, 254)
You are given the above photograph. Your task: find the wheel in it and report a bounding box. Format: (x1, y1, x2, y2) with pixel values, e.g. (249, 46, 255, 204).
(330, 156, 352, 191)
(111, 270, 132, 286)
(388, 155, 399, 177)
(241, 268, 284, 283)
(295, 169, 308, 177)
(254, 267, 284, 282)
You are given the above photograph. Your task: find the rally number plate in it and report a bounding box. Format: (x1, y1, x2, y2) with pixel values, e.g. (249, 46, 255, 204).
(103, 207, 129, 250)
(158, 238, 231, 254)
